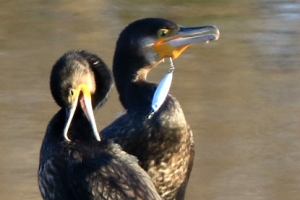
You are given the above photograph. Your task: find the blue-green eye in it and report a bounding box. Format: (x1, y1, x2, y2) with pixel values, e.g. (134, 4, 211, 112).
(157, 29, 169, 37)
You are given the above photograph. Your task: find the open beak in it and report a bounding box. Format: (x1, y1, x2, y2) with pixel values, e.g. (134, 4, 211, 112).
(153, 25, 219, 59)
(63, 84, 100, 142)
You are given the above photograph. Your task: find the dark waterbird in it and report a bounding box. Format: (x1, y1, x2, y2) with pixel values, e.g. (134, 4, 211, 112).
(38, 50, 161, 200)
(101, 18, 220, 200)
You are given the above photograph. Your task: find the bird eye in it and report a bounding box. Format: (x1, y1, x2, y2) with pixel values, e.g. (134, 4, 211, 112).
(157, 29, 169, 37)
(69, 89, 75, 96)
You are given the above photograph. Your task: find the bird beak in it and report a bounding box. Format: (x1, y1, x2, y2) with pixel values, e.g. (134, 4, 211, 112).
(153, 25, 219, 59)
(63, 84, 100, 142)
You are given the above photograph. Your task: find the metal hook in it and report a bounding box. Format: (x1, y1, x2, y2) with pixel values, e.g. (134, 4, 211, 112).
(148, 111, 154, 119)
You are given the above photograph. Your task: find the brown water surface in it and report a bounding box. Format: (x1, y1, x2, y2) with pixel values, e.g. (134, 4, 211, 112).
(1, 0, 300, 199)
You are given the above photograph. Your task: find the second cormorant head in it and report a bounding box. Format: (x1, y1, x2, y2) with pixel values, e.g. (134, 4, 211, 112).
(113, 18, 219, 107)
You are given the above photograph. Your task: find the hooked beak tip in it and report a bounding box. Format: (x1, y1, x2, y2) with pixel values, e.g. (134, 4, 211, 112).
(215, 28, 220, 40)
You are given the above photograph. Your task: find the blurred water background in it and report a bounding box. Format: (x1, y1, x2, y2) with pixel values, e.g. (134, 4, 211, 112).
(1, 0, 300, 199)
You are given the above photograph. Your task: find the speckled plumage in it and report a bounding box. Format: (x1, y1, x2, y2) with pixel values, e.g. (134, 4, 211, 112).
(102, 94, 194, 200)
(38, 50, 161, 200)
(101, 18, 195, 200)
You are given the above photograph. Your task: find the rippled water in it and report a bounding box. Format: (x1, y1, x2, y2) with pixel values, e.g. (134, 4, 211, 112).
(1, 0, 300, 199)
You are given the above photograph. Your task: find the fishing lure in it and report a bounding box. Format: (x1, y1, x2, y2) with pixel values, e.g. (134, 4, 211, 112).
(149, 58, 174, 119)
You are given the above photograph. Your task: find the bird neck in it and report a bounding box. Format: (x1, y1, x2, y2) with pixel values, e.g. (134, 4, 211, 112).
(113, 52, 158, 110)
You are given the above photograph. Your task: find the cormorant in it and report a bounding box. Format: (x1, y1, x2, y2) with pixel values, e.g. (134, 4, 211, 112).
(38, 50, 161, 200)
(101, 18, 219, 200)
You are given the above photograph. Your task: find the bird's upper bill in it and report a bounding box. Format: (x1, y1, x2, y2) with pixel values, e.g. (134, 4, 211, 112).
(153, 25, 220, 59)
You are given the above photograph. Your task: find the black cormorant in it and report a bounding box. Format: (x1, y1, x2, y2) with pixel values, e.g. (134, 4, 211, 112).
(101, 18, 219, 200)
(38, 50, 161, 200)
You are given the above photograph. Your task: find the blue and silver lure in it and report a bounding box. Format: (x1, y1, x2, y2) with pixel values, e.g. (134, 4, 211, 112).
(149, 58, 175, 118)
